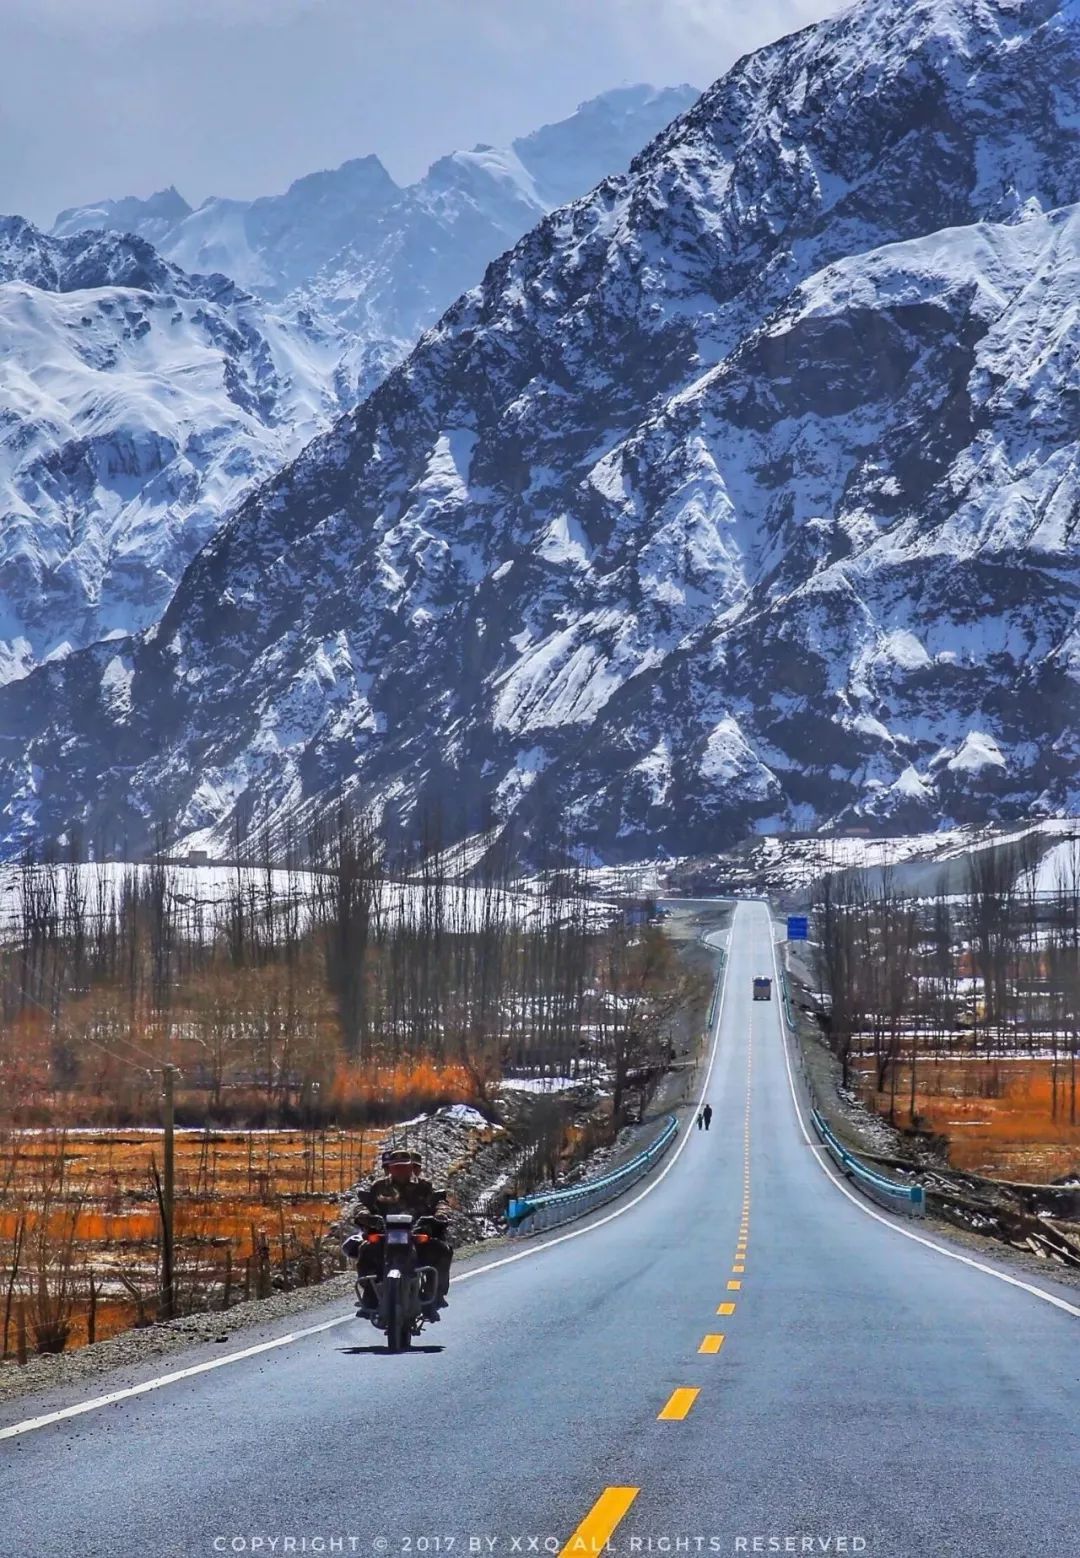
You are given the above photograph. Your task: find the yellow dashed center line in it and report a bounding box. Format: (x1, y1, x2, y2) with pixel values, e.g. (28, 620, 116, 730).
(698, 1333, 725, 1354)
(559, 1488, 640, 1558)
(727, 1279, 742, 1291)
(658, 1387, 700, 1420)
(717, 1302, 736, 1315)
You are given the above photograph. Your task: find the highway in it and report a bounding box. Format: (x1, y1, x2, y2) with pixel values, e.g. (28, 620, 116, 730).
(2, 902, 1077, 1558)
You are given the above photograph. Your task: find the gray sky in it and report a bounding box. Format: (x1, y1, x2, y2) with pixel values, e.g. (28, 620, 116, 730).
(1, 0, 844, 228)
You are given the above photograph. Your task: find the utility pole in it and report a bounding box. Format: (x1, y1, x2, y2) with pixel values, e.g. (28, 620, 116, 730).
(160, 1064, 176, 1320)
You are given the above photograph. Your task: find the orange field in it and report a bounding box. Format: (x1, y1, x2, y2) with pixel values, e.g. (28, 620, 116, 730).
(856, 1059, 1080, 1182)
(0, 1127, 389, 1354)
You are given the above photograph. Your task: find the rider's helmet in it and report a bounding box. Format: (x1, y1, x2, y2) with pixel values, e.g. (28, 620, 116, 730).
(383, 1148, 414, 1182)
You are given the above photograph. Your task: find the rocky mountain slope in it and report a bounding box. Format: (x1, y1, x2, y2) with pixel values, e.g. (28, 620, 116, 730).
(3, 0, 1078, 860)
(0, 218, 355, 684)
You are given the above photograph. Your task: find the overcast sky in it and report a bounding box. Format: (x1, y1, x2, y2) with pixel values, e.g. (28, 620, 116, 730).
(1, 0, 844, 228)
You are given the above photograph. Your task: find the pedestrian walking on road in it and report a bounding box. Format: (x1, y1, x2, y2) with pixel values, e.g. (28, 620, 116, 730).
(697, 1109, 704, 1129)
(702, 1103, 713, 1131)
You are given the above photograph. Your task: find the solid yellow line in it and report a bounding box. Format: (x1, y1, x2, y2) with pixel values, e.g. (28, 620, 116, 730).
(559, 1487, 640, 1558)
(717, 1302, 736, 1315)
(699, 1333, 725, 1354)
(658, 1387, 700, 1420)
(727, 1280, 742, 1290)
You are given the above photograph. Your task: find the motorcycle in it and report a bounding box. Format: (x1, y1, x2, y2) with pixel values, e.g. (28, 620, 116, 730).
(354, 1212, 443, 1351)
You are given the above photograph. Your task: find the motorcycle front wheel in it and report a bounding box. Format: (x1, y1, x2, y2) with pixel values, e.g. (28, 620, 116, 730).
(384, 1274, 411, 1352)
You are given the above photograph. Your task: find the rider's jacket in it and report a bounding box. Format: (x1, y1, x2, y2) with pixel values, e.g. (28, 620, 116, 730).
(358, 1176, 449, 1222)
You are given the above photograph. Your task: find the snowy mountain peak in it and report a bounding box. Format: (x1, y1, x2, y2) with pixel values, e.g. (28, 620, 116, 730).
(160, 156, 401, 298)
(0, 85, 702, 694)
(0, 215, 357, 685)
(512, 83, 700, 206)
(51, 185, 193, 244)
(0, 218, 199, 296)
(276, 154, 398, 206)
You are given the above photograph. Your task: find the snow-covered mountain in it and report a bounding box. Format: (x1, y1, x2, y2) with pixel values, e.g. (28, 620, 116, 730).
(301, 85, 702, 354)
(0, 217, 357, 684)
(51, 186, 193, 246)
(54, 87, 701, 361)
(4, 0, 1078, 861)
(2, 87, 698, 685)
(157, 157, 401, 299)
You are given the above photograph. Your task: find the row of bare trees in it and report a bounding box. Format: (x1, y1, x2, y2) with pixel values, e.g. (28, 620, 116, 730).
(812, 835, 1080, 1125)
(0, 811, 692, 1130)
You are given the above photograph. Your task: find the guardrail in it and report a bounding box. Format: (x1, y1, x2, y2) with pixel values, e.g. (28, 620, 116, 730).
(810, 1107, 925, 1218)
(506, 1114, 679, 1237)
(777, 965, 797, 1033)
(702, 936, 725, 1032)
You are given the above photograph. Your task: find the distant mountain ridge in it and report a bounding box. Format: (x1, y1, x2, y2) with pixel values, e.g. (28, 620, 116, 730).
(49, 85, 701, 326)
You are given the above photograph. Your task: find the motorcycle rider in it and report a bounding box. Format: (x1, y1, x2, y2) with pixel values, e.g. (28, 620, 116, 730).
(344, 1148, 453, 1319)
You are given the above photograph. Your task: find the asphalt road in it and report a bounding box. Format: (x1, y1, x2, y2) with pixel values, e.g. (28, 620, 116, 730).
(2, 903, 1077, 1558)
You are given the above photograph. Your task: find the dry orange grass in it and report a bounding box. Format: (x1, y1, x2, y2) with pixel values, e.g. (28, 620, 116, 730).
(327, 1058, 476, 1113)
(858, 1059, 1080, 1182)
(1, 1057, 489, 1354)
(0, 1127, 388, 1355)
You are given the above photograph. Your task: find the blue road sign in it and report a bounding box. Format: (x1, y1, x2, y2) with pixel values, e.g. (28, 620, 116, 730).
(787, 916, 809, 941)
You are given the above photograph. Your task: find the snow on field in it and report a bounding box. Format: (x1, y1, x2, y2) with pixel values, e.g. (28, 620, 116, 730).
(720, 819, 1079, 894)
(498, 1075, 582, 1094)
(0, 860, 613, 939)
(392, 1104, 502, 1131)
(1018, 837, 1080, 897)
(439, 1104, 501, 1128)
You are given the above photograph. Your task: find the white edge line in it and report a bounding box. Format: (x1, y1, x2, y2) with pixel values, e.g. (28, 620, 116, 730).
(768, 914, 1080, 1322)
(0, 1315, 352, 1442)
(1, 923, 733, 1441)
